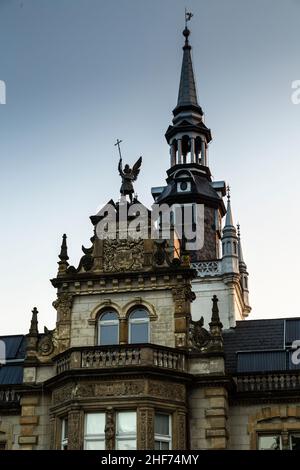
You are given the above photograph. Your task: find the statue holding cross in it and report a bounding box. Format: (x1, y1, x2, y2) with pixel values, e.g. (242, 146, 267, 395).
(115, 139, 142, 203)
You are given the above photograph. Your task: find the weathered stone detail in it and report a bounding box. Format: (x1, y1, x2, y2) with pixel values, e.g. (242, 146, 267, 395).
(103, 238, 144, 272)
(52, 384, 73, 405)
(138, 408, 155, 450)
(148, 380, 185, 402)
(67, 408, 82, 450)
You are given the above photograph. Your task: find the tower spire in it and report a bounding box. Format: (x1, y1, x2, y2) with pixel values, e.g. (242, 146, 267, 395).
(174, 12, 202, 117)
(224, 186, 234, 228)
(165, 16, 212, 168)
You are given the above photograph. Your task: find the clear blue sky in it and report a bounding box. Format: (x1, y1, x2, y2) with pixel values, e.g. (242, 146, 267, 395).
(0, 0, 299, 334)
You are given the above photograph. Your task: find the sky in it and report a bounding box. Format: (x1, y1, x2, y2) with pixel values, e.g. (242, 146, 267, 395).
(0, 0, 300, 334)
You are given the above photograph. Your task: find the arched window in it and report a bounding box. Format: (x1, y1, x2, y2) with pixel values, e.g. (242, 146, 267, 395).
(129, 308, 149, 344)
(98, 310, 119, 345)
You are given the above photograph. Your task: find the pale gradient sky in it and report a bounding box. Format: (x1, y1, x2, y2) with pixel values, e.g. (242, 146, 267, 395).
(0, 0, 300, 335)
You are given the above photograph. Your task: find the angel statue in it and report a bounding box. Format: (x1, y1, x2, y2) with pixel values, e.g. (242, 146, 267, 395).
(118, 156, 142, 203)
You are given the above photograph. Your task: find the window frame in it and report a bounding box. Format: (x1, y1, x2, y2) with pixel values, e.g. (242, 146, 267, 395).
(84, 412, 106, 450)
(154, 413, 172, 450)
(128, 308, 150, 344)
(97, 310, 119, 346)
(257, 433, 282, 450)
(61, 417, 68, 450)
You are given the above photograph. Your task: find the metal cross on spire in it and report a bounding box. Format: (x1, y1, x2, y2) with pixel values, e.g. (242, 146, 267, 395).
(114, 139, 123, 159)
(185, 8, 193, 28)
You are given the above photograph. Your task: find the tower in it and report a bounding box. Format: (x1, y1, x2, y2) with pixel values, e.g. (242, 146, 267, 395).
(152, 23, 251, 328)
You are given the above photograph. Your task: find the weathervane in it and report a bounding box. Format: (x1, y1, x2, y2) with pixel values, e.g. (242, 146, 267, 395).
(185, 8, 193, 28)
(115, 139, 142, 204)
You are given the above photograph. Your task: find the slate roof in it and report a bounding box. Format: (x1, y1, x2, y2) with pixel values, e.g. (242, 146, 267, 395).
(223, 318, 300, 374)
(0, 335, 26, 385)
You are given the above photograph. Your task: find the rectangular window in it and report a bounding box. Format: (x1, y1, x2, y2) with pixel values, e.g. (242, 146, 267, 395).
(290, 434, 300, 450)
(154, 413, 172, 450)
(116, 411, 136, 450)
(84, 413, 105, 450)
(0, 441, 6, 450)
(61, 418, 68, 450)
(258, 434, 282, 450)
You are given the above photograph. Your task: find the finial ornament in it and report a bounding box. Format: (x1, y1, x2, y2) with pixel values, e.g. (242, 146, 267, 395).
(117, 141, 142, 203)
(185, 8, 193, 28)
(237, 222, 241, 238)
(114, 139, 123, 160)
(226, 185, 231, 200)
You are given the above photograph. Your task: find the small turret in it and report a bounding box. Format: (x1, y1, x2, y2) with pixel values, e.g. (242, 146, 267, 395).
(221, 187, 239, 275)
(237, 224, 250, 308)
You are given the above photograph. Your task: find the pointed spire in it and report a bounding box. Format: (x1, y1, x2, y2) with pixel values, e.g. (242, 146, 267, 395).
(173, 15, 203, 117)
(58, 234, 69, 276)
(29, 307, 39, 336)
(208, 296, 223, 351)
(237, 223, 245, 265)
(224, 185, 234, 228)
(59, 234, 69, 262)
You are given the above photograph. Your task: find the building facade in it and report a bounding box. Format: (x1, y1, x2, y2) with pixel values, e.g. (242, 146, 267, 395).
(0, 23, 300, 451)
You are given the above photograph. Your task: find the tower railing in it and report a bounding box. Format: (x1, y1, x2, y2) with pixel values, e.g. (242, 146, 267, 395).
(192, 260, 222, 277)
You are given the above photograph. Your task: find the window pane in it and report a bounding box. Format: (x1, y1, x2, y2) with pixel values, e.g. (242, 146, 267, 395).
(117, 411, 136, 434)
(290, 434, 300, 450)
(155, 414, 169, 436)
(63, 419, 68, 439)
(130, 309, 148, 320)
(85, 440, 105, 450)
(85, 413, 105, 435)
(100, 324, 118, 345)
(116, 439, 136, 450)
(155, 441, 160, 450)
(101, 311, 118, 321)
(130, 323, 148, 344)
(258, 435, 281, 450)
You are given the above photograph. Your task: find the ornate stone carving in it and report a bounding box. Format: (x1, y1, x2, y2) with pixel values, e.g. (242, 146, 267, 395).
(105, 408, 115, 450)
(188, 316, 211, 350)
(148, 380, 185, 402)
(103, 239, 144, 272)
(37, 328, 56, 356)
(68, 410, 82, 450)
(52, 384, 73, 405)
(177, 413, 186, 450)
(138, 408, 154, 450)
(52, 293, 73, 322)
(94, 381, 145, 397)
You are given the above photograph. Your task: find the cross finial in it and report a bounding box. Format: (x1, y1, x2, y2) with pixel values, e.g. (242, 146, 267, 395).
(226, 185, 231, 200)
(185, 8, 193, 28)
(114, 139, 123, 159)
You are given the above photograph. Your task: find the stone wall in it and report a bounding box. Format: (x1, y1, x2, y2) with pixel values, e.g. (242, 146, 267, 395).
(228, 402, 300, 450)
(70, 290, 175, 348)
(189, 386, 228, 449)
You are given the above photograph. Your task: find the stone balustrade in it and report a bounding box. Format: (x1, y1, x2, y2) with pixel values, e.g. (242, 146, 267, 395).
(235, 372, 300, 392)
(55, 344, 187, 375)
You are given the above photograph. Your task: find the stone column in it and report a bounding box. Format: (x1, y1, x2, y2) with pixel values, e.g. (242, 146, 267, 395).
(190, 138, 195, 164)
(170, 144, 176, 167)
(201, 138, 206, 166)
(67, 407, 83, 450)
(137, 407, 155, 450)
(177, 139, 182, 165)
(19, 395, 39, 450)
(119, 319, 127, 344)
